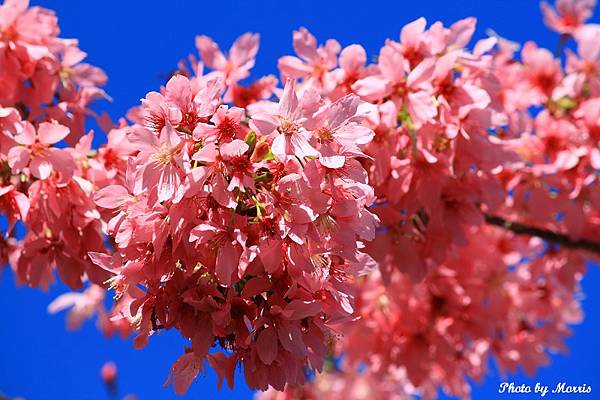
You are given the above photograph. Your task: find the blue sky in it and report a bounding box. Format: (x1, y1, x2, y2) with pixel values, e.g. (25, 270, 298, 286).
(1, 1, 599, 399)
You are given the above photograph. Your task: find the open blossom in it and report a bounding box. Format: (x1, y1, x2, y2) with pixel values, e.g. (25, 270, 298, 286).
(225, 75, 278, 108)
(139, 74, 225, 134)
(128, 124, 185, 203)
(541, 0, 597, 34)
(193, 105, 245, 143)
(196, 32, 259, 84)
(7, 121, 76, 181)
(305, 94, 373, 168)
(219, 139, 256, 192)
(278, 27, 341, 91)
(567, 24, 600, 85)
(48, 284, 106, 331)
(250, 79, 320, 161)
(327, 44, 369, 99)
(58, 44, 108, 89)
(189, 218, 246, 286)
(352, 43, 438, 127)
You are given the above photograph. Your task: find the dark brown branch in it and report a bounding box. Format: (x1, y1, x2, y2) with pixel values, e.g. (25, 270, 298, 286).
(484, 213, 600, 256)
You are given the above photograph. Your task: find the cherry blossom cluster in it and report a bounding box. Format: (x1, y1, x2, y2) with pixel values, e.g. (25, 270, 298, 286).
(0, 0, 133, 336)
(493, 15, 600, 250)
(257, 0, 600, 398)
(90, 41, 378, 391)
(1, 0, 599, 398)
(258, 226, 586, 399)
(0, 0, 108, 138)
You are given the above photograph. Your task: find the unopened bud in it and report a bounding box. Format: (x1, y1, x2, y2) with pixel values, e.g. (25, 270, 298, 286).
(251, 141, 271, 162)
(101, 361, 117, 385)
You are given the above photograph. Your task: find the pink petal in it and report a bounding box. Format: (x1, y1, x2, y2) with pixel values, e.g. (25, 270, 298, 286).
(334, 122, 374, 146)
(128, 126, 160, 153)
(165, 74, 192, 110)
(62, 46, 87, 67)
(407, 90, 437, 125)
(195, 35, 227, 70)
(229, 32, 259, 66)
(339, 44, 366, 73)
(258, 239, 283, 274)
(192, 123, 218, 141)
(13, 121, 36, 145)
(291, 132, 319, 159)
(216, 241, 240, 286)
(351, 75, 390, 101)
(278, 56, 312, 80)
(575, 24, 600, 61)
(279, 79, 299, 118)
(7, 146, 30, 171)
(407, 57, 436, 89)
(94, 185, 131, 209)
(401, 17, 427, 48)
(319, 154, 346, 169)
(38, 122, 70, 145)
(206, 353, 236, 390)
(271, 133, 287, 161)
(378, 45, 405, 84)
(14, 191, 29, 220)
(277, 323, 307, 355)
(541, 2, 564, 33)
(220, 139, 249, 159)
(30, 156, 53, 180)
(292, 27, 318, 62)
(192, 141, 217, 163)
(192, 325, 214, 358)
(189, 223, 220, 244)
(164, 353, 203, 396)
(156, 163, 180, 202)
(88, 252, 120, 274)
(283, 300, 322, 320)
(326, 94, 360, 128)
(47, 148, 76, 181)
(590, 148, 600, 169)
(211, 173, 237, 208)
(73, 63, 108, 87)
(249, 113, 278, 136)
(448, 17, 476, 48)
(241, 276, 271, 299)
(255, 327, 278, 365)
(182, 166, 211, 198)
(47, 293, 82, 314)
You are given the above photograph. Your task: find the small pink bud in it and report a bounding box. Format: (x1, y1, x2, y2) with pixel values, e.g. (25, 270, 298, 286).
(251, 141, 270, 162)
(101, 361, 118, 384)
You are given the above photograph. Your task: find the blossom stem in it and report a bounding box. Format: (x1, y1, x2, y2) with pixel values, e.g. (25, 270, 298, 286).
(484, 213, 600, 256)
(554, 33, 569, 58)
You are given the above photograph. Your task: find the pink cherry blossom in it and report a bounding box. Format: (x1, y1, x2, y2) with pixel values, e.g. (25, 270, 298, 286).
(250, 79, 320, 161)
(196, 32, 259, 84)
(7, 121, 75, 181)
(278, 28, 341, 91)
(541, 0, 597, 34)
(1, 1, 600, 398)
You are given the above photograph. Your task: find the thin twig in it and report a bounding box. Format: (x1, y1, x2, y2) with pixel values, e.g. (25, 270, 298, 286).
(484, 213, 600, 256)
(554, 33, 570, 58)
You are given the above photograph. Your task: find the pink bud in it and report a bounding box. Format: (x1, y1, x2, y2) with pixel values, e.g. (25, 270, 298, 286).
(101, 361, 117, 384)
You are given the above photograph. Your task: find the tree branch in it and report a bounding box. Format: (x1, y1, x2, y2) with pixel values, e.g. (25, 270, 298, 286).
(483, 213, 600, 256)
